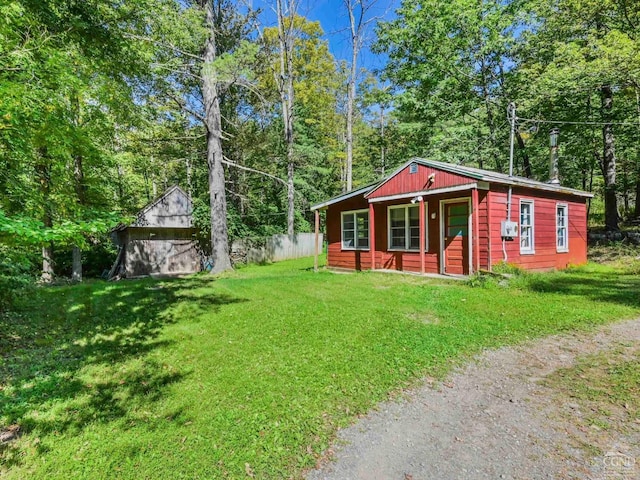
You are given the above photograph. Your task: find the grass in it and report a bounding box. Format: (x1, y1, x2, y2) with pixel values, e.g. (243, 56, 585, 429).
(588, 241, 640, 269)
(542, 344, 640, 457)
(1, 256, 640, 479)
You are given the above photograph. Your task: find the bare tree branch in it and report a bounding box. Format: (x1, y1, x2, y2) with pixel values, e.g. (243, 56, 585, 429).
(167, 92, 206, 123)
(222, 156, 287, 185)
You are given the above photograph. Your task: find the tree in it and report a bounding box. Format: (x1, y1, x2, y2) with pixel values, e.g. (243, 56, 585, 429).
(145, 0, 260, 272)
(0, 0, 157, 280)
(376, 0, 518, 171)
(343, 0, 379, 192)
(515, 0, 640, 230)
(275, 0, 299, 235)
(259, 15, 344, 230)
(199, 0, 233, 272)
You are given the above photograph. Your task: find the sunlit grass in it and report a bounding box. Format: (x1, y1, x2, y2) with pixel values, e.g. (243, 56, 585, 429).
(542, 343, 640, 457)
(1, 257, 639, 478)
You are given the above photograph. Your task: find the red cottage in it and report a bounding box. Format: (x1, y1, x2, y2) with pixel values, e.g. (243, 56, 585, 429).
(311, 158, 592, 275)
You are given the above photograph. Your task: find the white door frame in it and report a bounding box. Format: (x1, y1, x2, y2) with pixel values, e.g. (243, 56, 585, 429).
(439, 197, 473, 275)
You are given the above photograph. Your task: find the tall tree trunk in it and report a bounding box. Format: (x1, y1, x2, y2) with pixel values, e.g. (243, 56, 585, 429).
(202, 0, 232, 273)
(345, 4, 358, 192)
(186, 156, 192, 199)
(635, 169, 640, 218)
(601, 84, 619, 231)
(380, 107, 385, 177)
(72, 152, 84, 283)
(37, 149, 54, 283)
(71, 247, 82, 282)
(72, 93, 85, 283)
(285, 36, 295, 237)
(117, 163, 125, 207)
(622, 159, 630, 216)
(277, 0, 296, 236)
(515, 131, 531, 178)
(635, 87, 640, 218)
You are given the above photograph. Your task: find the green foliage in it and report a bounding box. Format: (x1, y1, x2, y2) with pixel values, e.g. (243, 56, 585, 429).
(374, 0, 640, 224)
(376, 0, 517, 171)
(0, 210, 127, 248)
(1, 257, 639, 478)
(53, 238, 118, 279)
(202, 40, 260, 85)
(491, 261, 525, 276)
(0, 0, 172, 279)
(0, 245, 36, 313)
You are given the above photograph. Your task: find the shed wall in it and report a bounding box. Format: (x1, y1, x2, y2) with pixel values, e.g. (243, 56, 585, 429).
(123, 228, 201, 277)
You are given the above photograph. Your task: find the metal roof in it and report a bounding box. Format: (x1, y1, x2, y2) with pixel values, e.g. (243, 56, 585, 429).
(310, 183, 378, 211)
(311, 158, 593, 210)
(407, 158, 593, 198)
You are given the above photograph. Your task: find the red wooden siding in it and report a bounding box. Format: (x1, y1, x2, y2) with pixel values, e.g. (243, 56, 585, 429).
(487, 186, 588, 270)
(367, 163, 476, 199)
(326, 195, 373, 270)
(477, 190, 491, 270)
(325, 182, 588, 274)
(375, 197, 444, 273)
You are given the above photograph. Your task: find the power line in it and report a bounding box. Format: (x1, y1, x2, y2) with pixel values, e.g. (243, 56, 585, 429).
(519, 83, 637, 99)
(516, 116, 640, 128)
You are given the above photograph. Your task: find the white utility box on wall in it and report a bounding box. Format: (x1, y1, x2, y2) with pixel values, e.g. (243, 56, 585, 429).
(500, 220, 518, 238)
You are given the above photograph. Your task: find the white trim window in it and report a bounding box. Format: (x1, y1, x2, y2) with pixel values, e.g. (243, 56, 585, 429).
(519, 200, 534, 254)
(388, 204, 427, 251)
(556, 204, 568, 252)
(341, 209, 369, 250)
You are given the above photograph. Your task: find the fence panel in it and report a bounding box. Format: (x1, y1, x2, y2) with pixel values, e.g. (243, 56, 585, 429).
(231, 233, 324, 264)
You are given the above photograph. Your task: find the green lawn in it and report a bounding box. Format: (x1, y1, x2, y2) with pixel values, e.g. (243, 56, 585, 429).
(542, 343, 640, 458)
(1, 257, 640, 479)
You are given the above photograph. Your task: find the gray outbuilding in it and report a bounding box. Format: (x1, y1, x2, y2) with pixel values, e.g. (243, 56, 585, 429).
(109, 185, 202, 278)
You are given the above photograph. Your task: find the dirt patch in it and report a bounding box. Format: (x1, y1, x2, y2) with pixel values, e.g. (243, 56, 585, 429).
(0, 425, 21, 444)
(405, 312, 440, 325)
(307, 318, 640, 480)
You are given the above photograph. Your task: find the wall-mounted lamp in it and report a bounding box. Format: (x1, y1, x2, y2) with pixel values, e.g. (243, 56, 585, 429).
(427, 173, 436, 187)
(411, 195, 423, 204)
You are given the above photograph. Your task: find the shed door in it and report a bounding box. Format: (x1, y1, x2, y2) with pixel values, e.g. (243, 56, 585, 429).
(443, 202, 470, 275)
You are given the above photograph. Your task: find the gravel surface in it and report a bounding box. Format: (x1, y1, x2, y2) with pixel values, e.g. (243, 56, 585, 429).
(307, 318, 640, 480)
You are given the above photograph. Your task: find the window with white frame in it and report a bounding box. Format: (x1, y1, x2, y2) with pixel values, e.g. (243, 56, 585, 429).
(556, 204, 568, 252)
(520, 200, 534, 253)
(341, 210, 369, 249)
(388, 204, 427, 251)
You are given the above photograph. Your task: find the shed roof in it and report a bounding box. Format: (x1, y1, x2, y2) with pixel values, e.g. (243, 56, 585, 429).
(310, 158, 593, 210)
(112, 185, 193, 231)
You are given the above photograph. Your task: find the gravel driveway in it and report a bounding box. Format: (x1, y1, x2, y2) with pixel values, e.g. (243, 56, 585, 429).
(307, 318, 640, 480)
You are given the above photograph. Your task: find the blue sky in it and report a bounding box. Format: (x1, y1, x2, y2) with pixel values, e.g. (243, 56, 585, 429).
(256, 0, 397, 73)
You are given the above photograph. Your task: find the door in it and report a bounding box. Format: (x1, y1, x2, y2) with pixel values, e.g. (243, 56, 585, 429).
(443, 201, 470, 275)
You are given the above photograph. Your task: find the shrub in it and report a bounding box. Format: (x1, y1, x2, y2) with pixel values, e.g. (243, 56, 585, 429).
(0, 245, 37, 312)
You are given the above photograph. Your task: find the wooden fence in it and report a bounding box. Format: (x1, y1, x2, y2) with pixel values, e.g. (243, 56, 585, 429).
(231, 233, 324, 264)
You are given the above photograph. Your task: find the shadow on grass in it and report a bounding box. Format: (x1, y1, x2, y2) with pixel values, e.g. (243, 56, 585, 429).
(525, 269, 640, 308)
(0, 276, 246, 467)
